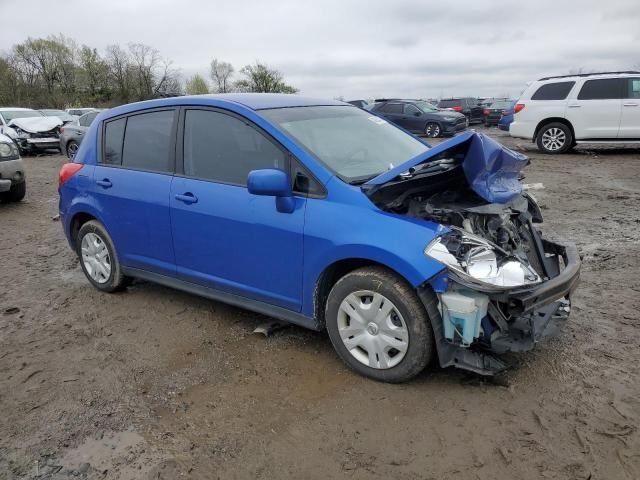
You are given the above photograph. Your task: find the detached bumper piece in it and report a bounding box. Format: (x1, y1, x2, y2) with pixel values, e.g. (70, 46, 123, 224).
(421, 239, 580, 376)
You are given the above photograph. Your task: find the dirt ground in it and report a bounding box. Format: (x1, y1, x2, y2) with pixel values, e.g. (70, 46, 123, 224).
(1, 127, 639, 480)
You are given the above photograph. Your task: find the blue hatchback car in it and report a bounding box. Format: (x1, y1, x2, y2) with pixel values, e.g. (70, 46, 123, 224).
(58, 94, 580, 382)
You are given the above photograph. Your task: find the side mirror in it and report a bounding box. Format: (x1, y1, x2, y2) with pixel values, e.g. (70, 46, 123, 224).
(413, 111, 422, 117)
(247, 169, 295, 213)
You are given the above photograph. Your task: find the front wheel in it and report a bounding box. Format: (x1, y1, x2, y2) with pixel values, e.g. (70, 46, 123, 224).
(4, 181, 26, 202)
(424, 122, 441, 138)
(77, 220, 129, 292)
(325, 267, 434, 383)
(66, 140, 79, 159)
(536, 122, 573, 154)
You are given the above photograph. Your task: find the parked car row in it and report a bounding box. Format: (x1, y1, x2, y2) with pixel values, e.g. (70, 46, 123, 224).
(370, 99, 467, 137)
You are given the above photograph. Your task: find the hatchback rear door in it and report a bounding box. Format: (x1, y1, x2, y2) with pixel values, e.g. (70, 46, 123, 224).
(92, 109, 178, 277)
(170, 108, 306, 311)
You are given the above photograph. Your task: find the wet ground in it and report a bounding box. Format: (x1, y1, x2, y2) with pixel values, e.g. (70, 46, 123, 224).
(1, 127, 639, 479)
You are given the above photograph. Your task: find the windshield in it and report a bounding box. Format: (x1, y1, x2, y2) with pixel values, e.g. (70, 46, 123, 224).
(416, 101, 438, 113)
(260, 106, 429, 182)
(0, 110, 43, 122)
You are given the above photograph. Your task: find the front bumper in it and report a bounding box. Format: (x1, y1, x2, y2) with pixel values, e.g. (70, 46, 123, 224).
(16, 137, 60, 151)
(442, 119, 468, 135)
(420, 239, 580, 375)
(0, 158, 26, 191)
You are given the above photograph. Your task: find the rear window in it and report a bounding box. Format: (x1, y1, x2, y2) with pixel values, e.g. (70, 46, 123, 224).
(438, 99, 461, 108)
(578, 78, 624, 100)
(122, 110, 175, 173)
(531, 82, 575, 100)
(380, 103, 403, 114)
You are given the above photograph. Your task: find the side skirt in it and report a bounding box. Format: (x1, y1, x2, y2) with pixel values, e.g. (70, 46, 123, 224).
(121, 267, 321, 331)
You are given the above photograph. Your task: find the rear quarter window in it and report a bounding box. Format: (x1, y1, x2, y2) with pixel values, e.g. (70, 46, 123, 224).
(577, 78, 624, 100)
(531, 81, 575, 100)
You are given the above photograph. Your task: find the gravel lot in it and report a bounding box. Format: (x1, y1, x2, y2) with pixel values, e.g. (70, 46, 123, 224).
(1, 128, 639, 480)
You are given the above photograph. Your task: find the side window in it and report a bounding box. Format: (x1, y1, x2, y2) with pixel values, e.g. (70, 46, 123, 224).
(183, 109, 286, 185)
(531, 81, 575, 100)
(577, 79, 623, 100)
(122, 110, 175, 173)
(102, 118, 126, 165)
(404, 104, 420, 115)
(381, 103, 403, 114)
(291, 159, 324, 197)
(79, 112, 97, 127)
(626, 79, 640, 99)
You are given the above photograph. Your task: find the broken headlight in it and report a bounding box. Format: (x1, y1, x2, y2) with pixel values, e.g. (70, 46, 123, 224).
(425, 228, 541, 291)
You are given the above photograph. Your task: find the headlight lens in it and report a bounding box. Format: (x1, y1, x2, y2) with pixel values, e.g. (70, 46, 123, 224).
(442, 116, 457, 122)
(425, 228, 541, 290)
(0, 142, 18, 158)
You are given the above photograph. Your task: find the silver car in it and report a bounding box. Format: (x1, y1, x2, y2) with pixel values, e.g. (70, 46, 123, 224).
(0, 133, 26, 202)
(59, 110, 102, 159)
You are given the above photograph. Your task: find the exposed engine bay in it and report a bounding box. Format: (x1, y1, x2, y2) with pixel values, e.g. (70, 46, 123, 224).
(363, 133, 581, 375)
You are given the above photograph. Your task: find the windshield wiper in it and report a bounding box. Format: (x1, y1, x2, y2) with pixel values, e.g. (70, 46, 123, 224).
(348, 174, 380, 185)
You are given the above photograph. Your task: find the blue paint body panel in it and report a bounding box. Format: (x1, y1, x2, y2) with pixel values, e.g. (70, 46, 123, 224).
(59, 94, 521, 328)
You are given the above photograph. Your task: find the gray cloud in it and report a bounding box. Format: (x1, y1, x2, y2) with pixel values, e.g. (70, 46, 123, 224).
(0, 0, 638, 100)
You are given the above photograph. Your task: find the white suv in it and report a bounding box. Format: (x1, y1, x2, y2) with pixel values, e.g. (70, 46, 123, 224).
(510, 71, 640, 154)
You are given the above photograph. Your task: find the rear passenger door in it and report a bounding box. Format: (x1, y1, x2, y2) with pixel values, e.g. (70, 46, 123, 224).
(93, 109, 178, 276)
(170, 108, 306, 311)
(619, 77, 640, 138)
(377, 103, 406, 128)
(566, 78, 623, 138)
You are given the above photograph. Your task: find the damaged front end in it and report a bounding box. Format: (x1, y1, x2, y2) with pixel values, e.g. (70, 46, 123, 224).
(363, 132, 581, 375)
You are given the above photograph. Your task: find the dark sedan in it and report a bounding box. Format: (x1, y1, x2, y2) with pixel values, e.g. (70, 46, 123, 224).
(370, 100, 467, 137)
(483, 100, 516, 127)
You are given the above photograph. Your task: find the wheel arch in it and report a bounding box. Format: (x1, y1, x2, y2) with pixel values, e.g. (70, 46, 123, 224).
(69, 211, 98, 249)
(313, 257, 417, 330)
(533, 117, 575, 142)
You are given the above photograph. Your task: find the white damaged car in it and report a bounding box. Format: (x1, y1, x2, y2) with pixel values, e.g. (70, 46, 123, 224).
(0, 108, 62, 154)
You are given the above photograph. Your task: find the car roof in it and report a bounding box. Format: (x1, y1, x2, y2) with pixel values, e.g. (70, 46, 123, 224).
(0, 107, 36, 111)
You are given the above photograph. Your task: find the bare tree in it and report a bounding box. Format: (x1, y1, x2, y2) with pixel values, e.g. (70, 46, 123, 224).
(210, 59, 234, 93)
(235, 62, 297, 93)
(106, 44, 132, 102)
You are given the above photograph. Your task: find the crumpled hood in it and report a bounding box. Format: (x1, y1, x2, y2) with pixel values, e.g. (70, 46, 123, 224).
(363, 131, 529, 203)
(8, 117, 62, 133)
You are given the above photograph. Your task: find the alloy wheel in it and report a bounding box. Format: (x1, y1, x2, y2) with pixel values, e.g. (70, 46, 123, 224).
(67, 142, 79, 159)
(541, 127, 566, 152)
(425, 123, 441, 138)
(81, 232, 111, 284)
(337, 290, 409, 369)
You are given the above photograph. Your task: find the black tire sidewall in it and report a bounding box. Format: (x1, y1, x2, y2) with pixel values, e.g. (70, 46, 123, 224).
(6, 181, 26, 202)
(536, 122, 573, 154)
(325, 267, 434, 383)
(76, 220, 124, 292)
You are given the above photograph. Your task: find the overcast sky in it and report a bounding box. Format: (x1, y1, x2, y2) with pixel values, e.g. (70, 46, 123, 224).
(1, 0, 638, 99)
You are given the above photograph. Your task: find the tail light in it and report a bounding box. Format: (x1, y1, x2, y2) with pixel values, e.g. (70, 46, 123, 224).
(59, 163, 83, 187)
(452, 105, 463, 112)
(483, 109, 490, 116)
(514, 103, 525, 114)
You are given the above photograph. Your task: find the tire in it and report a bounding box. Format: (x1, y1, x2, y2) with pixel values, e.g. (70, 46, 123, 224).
(76, 220, 128, 292)
(66, 140, 79, 159)
(325, 266, 434, 383)
(5, 181, 26, 202)
(424, 122, 441, 138)
(536, 122, 573, 154)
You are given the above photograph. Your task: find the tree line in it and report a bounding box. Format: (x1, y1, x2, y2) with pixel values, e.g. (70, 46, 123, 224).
(0, 35, 298, 109)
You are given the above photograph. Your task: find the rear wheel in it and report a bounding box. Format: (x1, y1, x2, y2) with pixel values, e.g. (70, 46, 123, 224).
(77, 220, 128, 292)
(325, 266, 434, 383)
(536, 122, 573, 154)
(425, 122, 441, 138)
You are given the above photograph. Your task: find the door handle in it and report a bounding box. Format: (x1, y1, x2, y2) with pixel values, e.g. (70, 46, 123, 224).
(623, 103, 638, 107)
(96, 179, 112, 188)
(175, 192, 198, 204)
(568, 104, 581, 108)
